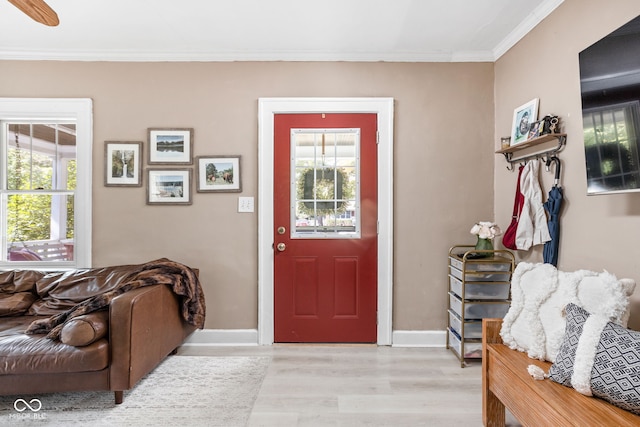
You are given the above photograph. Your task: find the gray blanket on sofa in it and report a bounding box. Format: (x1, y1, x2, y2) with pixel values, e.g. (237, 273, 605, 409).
(26, 258, 206, 339)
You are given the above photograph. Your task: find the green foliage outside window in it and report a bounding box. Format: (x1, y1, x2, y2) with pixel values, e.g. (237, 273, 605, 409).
(67, 160, 76, 239)
(7, 148, 76, 243)
(296, 167, 354, 216)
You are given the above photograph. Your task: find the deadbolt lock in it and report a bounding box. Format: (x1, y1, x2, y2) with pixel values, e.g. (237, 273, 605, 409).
(277, 226, 286, 235)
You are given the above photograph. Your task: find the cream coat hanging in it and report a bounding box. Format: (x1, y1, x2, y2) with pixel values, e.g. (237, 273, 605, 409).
(515, 160, 551, 250)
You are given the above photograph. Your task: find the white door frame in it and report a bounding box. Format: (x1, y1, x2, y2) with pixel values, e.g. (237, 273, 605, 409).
(258, 97, 394, 345)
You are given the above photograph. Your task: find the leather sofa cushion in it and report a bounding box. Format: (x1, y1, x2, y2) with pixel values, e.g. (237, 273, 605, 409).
(0, 292, 37, 317)
(60, 311, 109, 347)
(0, 271, 42, 316)
(29, 264, 140, 315)
(0, 270, 44, 293)
(0, 316, 108, 375)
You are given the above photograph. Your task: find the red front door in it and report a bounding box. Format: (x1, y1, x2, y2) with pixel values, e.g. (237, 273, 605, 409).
(273, 113, 378, 343)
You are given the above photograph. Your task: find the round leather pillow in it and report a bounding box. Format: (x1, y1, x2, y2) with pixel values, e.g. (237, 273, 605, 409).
(60, 310, 109, 347)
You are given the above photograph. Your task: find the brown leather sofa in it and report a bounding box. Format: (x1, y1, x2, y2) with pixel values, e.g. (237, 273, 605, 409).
(0, 261, 202, 404)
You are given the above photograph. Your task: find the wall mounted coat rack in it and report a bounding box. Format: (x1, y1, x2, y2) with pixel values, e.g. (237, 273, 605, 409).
(496, 134, 567, 171)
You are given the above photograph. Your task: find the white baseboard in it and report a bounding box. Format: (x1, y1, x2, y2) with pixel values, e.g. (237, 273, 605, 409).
(180, 329, 448, 347)
(181, 329, 259, 346)
(391, 330, 447, 347)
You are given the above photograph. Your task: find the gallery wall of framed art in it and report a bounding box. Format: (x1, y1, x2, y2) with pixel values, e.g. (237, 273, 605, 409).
(104, 127, 242, 206)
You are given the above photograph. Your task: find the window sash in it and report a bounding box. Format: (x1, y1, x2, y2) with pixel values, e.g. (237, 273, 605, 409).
(290, 128, 361, 239)
(0, 98, 92, 269)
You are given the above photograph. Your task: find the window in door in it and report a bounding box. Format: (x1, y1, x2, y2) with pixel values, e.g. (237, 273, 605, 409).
(291, 128, 360, 238)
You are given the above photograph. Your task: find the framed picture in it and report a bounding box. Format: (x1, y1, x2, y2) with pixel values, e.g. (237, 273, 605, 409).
(528, 119, 544, 139)
(148, 128, 193, 164)
(146, 169, 192, 205)
(105, 141, 142, 186)
(196, 155, 242, 193)
(510, 98, 539, 146)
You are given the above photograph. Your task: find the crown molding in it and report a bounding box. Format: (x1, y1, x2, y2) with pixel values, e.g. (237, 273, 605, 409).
(0, 48, 496, 63)
(493, 0, 565, 60)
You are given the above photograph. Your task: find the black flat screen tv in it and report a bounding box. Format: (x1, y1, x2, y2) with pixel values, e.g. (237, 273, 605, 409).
(580, 15, 640, 195)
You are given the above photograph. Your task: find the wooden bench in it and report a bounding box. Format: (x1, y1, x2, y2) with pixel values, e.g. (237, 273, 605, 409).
(482, 318, 640, 427)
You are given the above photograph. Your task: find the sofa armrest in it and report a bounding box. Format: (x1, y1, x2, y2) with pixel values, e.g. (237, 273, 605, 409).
(108, 284, 195, 392)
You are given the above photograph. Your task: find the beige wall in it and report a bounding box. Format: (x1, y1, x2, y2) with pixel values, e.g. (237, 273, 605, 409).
(494, 0, 640, 329)
(1, 61, 494, 331)
(5, 1, 640, 335)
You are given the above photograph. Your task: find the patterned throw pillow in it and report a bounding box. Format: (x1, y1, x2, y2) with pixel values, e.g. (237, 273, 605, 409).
(548, 304, 590, 386)
(549, 303, 640, 415)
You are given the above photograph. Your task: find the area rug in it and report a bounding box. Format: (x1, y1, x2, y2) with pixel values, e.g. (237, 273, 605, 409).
(0, 355, 270, 427)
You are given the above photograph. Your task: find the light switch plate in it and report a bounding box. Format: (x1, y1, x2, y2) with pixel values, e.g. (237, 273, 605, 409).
(238, 196, 254, 213)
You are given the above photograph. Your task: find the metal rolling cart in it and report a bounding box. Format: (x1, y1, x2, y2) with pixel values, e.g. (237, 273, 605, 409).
(446, 245, 515, 367)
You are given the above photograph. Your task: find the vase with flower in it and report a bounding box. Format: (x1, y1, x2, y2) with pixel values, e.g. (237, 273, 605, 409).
(470, 221, 502, 258)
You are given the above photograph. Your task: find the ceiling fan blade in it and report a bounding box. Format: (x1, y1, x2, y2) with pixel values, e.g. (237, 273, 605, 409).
(8, 0, 59, 26)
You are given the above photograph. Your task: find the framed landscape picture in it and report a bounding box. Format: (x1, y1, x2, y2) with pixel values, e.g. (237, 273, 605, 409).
(510, 98, 539, 146)
(146, 169, 192, 205)
(196, 155, 242, 193)
(105, 141, 142, 186)
(148, 128, 193, 165)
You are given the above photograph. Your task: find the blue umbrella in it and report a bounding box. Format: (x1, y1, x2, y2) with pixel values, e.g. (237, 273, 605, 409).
(543, 157, 563, 266)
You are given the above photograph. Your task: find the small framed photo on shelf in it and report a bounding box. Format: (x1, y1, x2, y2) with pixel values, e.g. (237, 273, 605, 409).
(510, 98, 539, 146)
(196, 155, 242, 193)
(104, 141, 143, 187)
(528, 119, 544, 139)
(148, 128, 193, 165)
(146, 169, 192, 205)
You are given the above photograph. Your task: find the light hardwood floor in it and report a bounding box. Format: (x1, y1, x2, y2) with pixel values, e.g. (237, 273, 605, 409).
(178, 344, 520, 426)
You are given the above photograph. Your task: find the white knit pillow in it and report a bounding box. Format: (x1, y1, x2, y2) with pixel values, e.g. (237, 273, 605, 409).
(500, 262, 635, 362)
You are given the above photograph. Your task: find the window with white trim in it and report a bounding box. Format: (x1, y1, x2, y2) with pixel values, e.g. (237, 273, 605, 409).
(0, 99, 92, 268)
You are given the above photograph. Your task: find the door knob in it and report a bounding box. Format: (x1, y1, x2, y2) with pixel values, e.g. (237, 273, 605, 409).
(276, 243, 286, 252)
